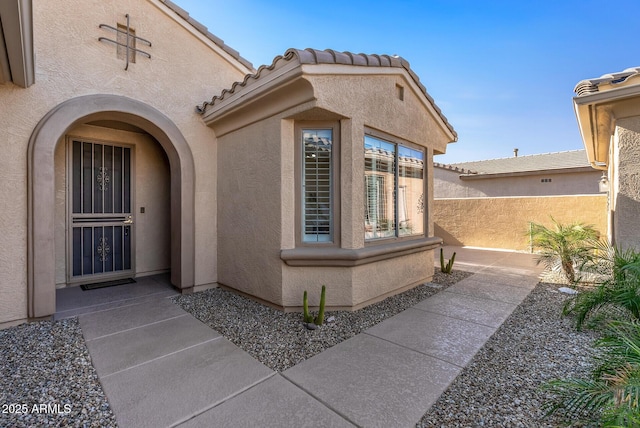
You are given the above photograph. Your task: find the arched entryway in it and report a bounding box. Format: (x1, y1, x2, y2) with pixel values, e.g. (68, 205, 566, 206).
(28, 94, 195, 318)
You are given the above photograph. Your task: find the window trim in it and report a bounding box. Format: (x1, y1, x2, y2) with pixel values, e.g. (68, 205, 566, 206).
(294, 121, 341, 247)
(364, 129, 426, 243)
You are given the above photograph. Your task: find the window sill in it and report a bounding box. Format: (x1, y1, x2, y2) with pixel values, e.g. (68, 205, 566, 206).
(281, 236, 442, 267)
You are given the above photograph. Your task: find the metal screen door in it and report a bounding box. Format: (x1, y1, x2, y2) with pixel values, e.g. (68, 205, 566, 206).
(68, 140, 134, 282)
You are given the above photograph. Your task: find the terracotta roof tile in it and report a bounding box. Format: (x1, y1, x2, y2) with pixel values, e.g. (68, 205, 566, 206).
(574, 67, 640, 96)
(197, 48, 456, 139)
(434, 163, 477, 175)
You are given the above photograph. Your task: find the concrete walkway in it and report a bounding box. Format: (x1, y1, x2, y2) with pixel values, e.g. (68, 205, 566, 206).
(56, 247, 543, 428)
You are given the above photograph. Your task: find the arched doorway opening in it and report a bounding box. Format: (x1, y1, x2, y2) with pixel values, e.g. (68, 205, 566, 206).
(28, 94, 195, 318)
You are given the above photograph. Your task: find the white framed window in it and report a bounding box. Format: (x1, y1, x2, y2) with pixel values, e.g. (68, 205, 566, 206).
(302, 129, 333, 242)
(365, 135, 424, 240)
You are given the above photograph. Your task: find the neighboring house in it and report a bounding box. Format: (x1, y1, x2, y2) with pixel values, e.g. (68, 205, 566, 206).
(434, 150, 603, 198)
(574, 66, 640, 250)
(0, 0, 456, 326)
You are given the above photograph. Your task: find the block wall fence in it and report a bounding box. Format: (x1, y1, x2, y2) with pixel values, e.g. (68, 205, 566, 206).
(433, 195, 608, 251)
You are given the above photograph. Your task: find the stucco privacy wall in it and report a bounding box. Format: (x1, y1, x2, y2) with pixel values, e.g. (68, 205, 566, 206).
(612, 117, 640, 250)
(0, 0, 250, 323)
(434, 195, 608, 251)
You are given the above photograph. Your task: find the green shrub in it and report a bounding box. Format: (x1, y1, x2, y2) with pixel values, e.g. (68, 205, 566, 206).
(529, 218, 599, 284)
(564, 243, 640, 330)
(544, 320, 640, 426)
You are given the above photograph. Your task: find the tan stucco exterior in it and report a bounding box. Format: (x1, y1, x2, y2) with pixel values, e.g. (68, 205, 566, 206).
(610, 117, 640, 249)
(0, 0, 251, 324)
(434, 195, 608, 251)
(574, 72, 640, 250)
(1, 4, 455, 324)
(207, 52, 452, 310)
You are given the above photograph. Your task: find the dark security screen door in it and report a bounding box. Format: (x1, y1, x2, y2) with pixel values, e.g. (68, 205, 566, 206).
(69, 140, 133, 281)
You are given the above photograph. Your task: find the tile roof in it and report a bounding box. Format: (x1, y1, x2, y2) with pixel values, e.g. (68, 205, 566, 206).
(159, 0, 253, 70)
(433, 163, 477, 175)
(197, 48, 457, 139)
(440, 149, 591, 175)
(574, 67, 640, 96)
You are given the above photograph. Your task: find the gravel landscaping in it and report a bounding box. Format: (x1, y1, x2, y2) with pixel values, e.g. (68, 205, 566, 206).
(417, 281, 599, 427)
(172, 269, 472, 372)
(0, 318, 116, 428)
(1, 267, 600, 427)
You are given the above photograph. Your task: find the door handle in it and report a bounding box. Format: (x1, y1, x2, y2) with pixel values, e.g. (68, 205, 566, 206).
(123, 215, 134, 225)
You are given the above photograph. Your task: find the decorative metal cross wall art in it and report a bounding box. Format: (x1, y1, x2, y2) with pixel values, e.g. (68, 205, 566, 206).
(99, 14, 151, 70)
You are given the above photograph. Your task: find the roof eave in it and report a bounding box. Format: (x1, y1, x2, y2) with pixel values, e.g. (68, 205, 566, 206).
(459, 166, 597, 180)
(0, 0, 35, 88)
(201, 57, 306, 126)
(573, 82, 640, 169)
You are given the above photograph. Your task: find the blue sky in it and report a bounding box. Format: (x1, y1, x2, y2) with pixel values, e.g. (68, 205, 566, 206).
(173, 0, 639, 163)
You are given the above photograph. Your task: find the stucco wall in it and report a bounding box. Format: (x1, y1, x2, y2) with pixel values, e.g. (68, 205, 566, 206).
(612, 117, 640, 250)
(434, 195, 607, 251)
(281, 250, 433, 309)
(434, 167, 602, 197)
(216, 119, 284, 304)
(212, 69, 449, 309)
(311, 74, 450, 155)
(0, 0, 249, 323)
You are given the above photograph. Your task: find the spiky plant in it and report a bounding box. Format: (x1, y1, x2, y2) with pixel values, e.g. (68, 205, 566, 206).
(564, 243, 640, 330)
(529, 218, 599, 284)
(440, 248, 456, 274)
(314, 285, 326, 326)
(543, 320, 640, 426)
(303, 290, 313, 323)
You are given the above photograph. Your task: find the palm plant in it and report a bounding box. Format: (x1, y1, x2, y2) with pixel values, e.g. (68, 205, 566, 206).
(529, 218, 599, 284)
(564, 243, 640, 330)
(543, 320, 640, 426)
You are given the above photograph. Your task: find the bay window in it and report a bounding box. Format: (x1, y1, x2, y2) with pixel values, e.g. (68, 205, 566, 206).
(365, 135, 424, 240)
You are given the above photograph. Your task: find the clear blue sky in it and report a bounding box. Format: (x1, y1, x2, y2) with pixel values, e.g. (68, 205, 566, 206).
(173, 0, 639, 163)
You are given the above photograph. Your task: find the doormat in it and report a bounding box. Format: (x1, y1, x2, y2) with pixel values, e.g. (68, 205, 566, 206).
(80, 278, 136, 291)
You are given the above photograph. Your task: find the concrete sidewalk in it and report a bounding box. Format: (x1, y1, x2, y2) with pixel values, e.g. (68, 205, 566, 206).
(58, 247, 543, 427)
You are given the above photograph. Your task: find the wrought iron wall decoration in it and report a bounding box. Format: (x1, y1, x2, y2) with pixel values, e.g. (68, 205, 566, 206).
(99, 14, 151, 70)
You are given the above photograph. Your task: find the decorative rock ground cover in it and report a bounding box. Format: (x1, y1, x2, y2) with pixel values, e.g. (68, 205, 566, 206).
(172, 270, 472, 372)
(1, 269, 599, 427)
(0, 318, 116, 428)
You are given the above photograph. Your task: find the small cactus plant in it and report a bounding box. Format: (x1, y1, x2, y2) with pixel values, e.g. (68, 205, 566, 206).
(303, 290, 313, 323)
(440, 248, 456, 274)
(302, 285, 327, 327)
(314, 285, 326, 326)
